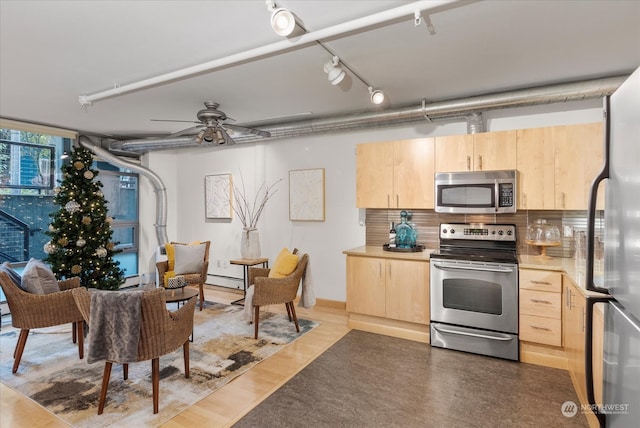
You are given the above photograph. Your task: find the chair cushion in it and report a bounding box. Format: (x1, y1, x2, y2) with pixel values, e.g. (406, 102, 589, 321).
(1, 262, 22, 288)
(174, 243, 206, 275)
(21, 258, 60, 294)
(268, 248, 299, 278)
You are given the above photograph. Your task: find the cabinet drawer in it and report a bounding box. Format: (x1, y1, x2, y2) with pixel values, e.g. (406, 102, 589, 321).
(520, 289, 562, 319)
(519, 269, 562, 292)
(520, 314, 562, 347)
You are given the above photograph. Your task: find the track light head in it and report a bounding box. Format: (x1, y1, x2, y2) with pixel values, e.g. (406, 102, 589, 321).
(369, 87, 385, 105)
(267, 0, 305, 38)
(324, 56, 345, 86)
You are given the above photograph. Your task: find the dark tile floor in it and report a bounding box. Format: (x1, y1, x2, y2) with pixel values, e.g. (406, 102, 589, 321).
(235, 330, 588, 428)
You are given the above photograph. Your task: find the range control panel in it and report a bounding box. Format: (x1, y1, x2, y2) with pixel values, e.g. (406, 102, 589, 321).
(439, 223, 516, 242)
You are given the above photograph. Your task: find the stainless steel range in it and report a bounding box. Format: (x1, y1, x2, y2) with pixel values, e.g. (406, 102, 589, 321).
(430, 223, 519, 361)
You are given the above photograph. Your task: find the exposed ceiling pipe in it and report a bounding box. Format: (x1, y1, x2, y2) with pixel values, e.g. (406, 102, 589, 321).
(108, 75, 626, 153)
(78, 0, 461, 106)
(78, 135, 169, 246)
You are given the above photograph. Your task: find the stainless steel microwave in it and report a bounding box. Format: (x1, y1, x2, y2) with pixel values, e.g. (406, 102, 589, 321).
(435, 170, 517, 214)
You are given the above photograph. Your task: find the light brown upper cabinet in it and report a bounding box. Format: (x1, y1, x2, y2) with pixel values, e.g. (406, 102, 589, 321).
(554, 122, 604, 210)
(356, 138, 435, 208)
(517, 126, 556, 210)
(518, 123, 604, 210)
(435, 130, 517, 172)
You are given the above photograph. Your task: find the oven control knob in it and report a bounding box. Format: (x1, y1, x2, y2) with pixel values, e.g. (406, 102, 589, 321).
(450, 229, 455, 234)
(507, 230, 513, 236)
(498, 230, 504, 236)
(442, 228, 447, 234)
(491, 230, 496, 235)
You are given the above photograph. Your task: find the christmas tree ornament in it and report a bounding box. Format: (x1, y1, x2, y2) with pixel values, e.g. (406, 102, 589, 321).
(57, 237, 69, 246)
(81, 216, 91, 225)
(44, 241, 55, 254)
(71, 265, 82, 274)
(95, 247, 107, 258)
(76, 238, 86, 247)
(84, 170, 94, 179)
(65, 200, 80, 213)
(73, 161, 84, 170)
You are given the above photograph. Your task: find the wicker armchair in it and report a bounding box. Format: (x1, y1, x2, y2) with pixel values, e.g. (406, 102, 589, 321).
(72, 287, 196, 415)
(156, 241, 210, 311)
(0, 271, 85, 374)
(247, 252, 309, 339)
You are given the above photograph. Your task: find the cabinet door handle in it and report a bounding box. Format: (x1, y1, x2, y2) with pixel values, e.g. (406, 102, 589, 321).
(387, 194, 390, 208)
(396, 194, 399, 208)
(523, 193, 527, 209)
(478, 155, 483, 170)
(531, 299, 553, 305)
(466, 156, 471, 171)
(530, 325, 552, 331)
(562, 192, 566, 208)
(531, 280, 552, 286)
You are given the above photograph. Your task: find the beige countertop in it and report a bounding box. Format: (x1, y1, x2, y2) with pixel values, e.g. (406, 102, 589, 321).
(519, 255, 607, 297)
(343, 245, 434, 262)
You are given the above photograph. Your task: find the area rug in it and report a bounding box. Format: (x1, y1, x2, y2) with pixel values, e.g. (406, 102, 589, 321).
(0, 300, 318, 427)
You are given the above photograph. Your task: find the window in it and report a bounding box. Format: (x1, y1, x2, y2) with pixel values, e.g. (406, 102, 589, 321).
(0, 122, 139, 308)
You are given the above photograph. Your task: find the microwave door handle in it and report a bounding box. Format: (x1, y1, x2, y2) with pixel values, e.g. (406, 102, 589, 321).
(432, 263, 514, 273)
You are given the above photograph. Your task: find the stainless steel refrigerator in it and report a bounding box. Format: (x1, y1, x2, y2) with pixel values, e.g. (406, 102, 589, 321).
(586, 66, 640, 427)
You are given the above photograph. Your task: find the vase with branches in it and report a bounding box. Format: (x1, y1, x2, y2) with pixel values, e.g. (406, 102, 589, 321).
(231, 174, 282, 258)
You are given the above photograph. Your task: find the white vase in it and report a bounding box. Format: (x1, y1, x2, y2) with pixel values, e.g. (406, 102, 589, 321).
(240, 228, 261, 259)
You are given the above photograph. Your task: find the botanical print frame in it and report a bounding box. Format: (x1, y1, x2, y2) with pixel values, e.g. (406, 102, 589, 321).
(289, 168, 325, 221)
(205, 174, 233, 219)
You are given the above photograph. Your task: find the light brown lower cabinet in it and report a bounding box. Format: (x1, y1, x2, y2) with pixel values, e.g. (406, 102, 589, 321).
(346, 255, 429, 324)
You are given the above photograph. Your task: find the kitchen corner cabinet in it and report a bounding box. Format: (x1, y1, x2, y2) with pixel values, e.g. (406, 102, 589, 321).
(355, 138, 435, 209)
(346, 255, 429, 325)
(435, 130, 516, 172)
(563, 277, 587, 406)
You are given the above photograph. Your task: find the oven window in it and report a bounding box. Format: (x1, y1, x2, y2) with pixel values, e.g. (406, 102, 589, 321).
(439, 184, 494, 207)
(442, 278, 502, 315)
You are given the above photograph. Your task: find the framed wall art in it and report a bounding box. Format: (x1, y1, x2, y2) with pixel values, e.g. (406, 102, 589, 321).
(204, 174, 233, 219)
(289, 168, 325, 221)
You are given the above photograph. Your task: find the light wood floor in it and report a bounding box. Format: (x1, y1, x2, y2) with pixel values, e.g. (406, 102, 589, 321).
(0, 285, 350, 428)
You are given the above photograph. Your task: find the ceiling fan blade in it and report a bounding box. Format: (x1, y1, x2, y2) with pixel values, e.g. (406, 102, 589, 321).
(150, 119, 201, 124)
(225, 123, 271, 138)
(217, 127, 236, 145)
(166, 124, 204, 138)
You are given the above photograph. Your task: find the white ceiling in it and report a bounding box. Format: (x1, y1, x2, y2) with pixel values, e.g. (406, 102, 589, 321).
(1, 0, 639, 140)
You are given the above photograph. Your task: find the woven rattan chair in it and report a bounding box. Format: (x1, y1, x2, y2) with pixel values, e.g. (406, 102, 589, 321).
(0, 271, 85, 374)
(156, 241, 210, 311)
(247, 252, 308, 339)
(72, 287, 196, 415)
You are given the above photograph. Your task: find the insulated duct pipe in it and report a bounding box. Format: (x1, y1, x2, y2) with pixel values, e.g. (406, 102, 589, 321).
(78, 135, 169, 246)
(109, 75, 626, 153)
(78, 0, 460, 106)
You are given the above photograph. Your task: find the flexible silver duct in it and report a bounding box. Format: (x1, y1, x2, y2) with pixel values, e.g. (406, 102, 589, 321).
(466, 112, 485, 134)
(107, 75, 627, 153)
(78, 135, 169, 246)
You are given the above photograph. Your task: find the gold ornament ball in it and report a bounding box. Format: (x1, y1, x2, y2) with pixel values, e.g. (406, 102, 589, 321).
(73, 161, 85, 170)
(71, 265, 82, 274)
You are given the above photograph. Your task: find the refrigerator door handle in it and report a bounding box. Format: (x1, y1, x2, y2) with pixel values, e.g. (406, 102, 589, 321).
(584, 295, 613, 428)
(586, 96, 611, 295)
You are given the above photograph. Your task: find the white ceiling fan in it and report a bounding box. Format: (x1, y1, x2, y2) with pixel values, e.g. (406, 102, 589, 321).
(151, 101, 271, 145)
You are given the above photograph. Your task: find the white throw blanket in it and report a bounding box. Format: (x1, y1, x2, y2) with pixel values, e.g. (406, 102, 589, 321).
(243, 257, 315, 323)
(87, 289, 143, 364)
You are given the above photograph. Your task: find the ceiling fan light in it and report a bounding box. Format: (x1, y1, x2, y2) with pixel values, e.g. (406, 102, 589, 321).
(370, 88, 385, 105)
(270, 8, 303, 37)
(203, 128, 215, 143)
(195, 129, 205, 144)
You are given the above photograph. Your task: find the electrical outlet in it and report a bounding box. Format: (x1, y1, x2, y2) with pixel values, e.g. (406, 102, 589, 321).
(563, 226, 574, 238)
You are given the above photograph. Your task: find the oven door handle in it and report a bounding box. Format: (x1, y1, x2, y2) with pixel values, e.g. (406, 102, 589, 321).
(432, 262, 515, 273)
(433, 324, 514, 342)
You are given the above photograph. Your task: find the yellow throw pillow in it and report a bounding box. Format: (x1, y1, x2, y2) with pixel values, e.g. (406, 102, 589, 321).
(268, 248, 299, 278)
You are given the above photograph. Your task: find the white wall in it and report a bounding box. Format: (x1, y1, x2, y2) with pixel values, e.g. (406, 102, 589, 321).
(137, 99, 603, 302)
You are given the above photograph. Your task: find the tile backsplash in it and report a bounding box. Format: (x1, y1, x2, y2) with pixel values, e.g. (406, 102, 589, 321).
(365, 209, 604, 258)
